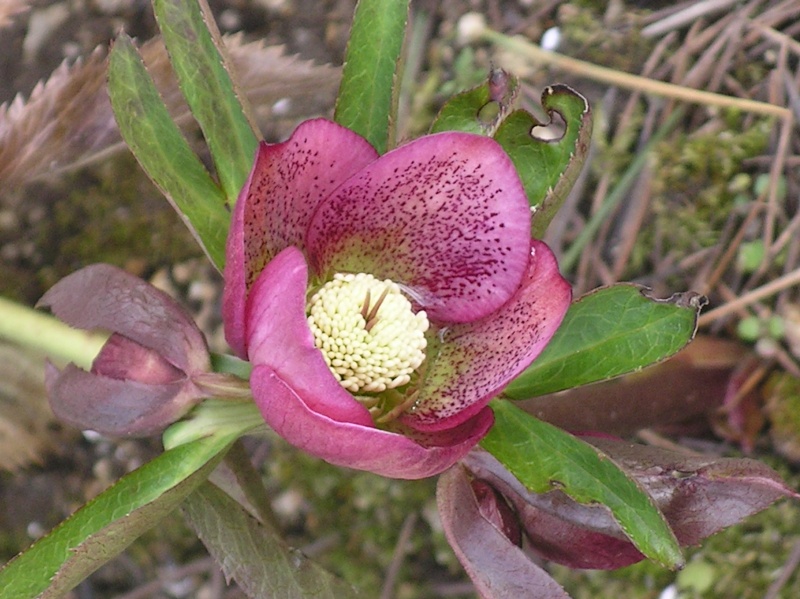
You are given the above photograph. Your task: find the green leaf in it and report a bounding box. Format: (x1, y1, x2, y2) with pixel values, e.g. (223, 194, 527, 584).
(430, 83, 489, 134)
(183, 482, 360, 598)
(504, 285, 702, 399)
(493, 85, 591, 237)
(430, 69, 520, 135)
(334, 0, 409, 154)
(153, 0, 259, 202)
(481, 400, 683, 569)
(0, 433, 235, 599)
(108, 33, 230, 270)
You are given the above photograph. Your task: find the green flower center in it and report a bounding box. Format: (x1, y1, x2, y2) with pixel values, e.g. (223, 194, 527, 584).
(307, 273, 429, 395)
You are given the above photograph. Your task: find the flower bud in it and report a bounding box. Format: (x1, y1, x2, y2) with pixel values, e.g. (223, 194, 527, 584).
(39, 264, 211, 437)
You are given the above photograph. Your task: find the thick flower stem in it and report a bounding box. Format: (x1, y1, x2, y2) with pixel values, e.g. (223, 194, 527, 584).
(0, 296, 107, 369)
(163, 399, 265, 449)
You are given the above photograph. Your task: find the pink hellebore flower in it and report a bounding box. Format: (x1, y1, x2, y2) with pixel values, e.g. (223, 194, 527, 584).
(224, 118, 571, 479)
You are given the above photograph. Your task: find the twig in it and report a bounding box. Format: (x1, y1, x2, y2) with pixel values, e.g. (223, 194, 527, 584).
(561, 109, 684, 273)
(480, 29, 792, 120)
(379, 512, 418, 599)
(764, 537, 800, 599)
(699, 191, 767, 296)
(641, 0, 742, 38)
(698, 267, 800, 327)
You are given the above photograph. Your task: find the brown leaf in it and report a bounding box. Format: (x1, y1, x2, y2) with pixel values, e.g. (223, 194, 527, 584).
(518, 336, 750, 435)
(0, 35, 340, 188)
(0, 0, 29, 28)
(463, 442, 799, 571)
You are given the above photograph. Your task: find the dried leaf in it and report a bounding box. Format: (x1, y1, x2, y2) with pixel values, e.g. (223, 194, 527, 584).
(0, 47, 115, 188)
(0, 0, 29, 28)
(0, 35, 340, 188)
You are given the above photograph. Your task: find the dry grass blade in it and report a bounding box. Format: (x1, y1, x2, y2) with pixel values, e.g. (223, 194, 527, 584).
(0, 35, 341, 189)
(0, 344, 57, 471)
(0, 0, 29, 28)
(641, 0, 742, 38)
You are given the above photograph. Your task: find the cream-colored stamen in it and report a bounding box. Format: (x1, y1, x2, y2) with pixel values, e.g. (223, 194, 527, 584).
(307, 273, 429, 394)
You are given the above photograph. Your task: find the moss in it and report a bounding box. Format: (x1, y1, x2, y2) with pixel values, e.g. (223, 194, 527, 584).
(558, 3, 653, 73)
(624, 114, 772, 278)
(266, 439, 469, 597)
(31, 154, 201, 301)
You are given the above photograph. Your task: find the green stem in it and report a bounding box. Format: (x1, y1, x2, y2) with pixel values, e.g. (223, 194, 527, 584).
(163, 399, 265, 450)
(0, 296, 107, 369)
(223, 439, 281, 530)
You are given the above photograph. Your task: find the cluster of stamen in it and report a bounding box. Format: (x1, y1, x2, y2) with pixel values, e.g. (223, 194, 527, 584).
(307, 273, 429, 395)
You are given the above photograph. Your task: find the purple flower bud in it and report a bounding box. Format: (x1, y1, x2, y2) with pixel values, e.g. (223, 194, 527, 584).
(38, 264, 211, 437)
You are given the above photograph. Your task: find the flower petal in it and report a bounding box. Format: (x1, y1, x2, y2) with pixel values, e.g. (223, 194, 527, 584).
(307, 132, 532, 323)
(37, 264, 209, 374)
(93, 333, 183, 384)
(404, 240, 571, 431)
(245, 246, 373, 426)
(46, 362, 200, 437)
(224, 119, 378, 357)
(251, 364, 493, 479)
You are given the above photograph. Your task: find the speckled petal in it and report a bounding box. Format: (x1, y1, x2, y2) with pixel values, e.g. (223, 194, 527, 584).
(223, 118, 378, 357)
(307, 132, 532, 324)
(245, 246, 373, 426)
(251, 364, 493, 479)
(403, 240, 571, 431)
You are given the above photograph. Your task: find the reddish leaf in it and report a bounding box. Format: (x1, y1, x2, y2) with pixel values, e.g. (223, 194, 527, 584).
(437, 465, 570, 598)
(463, 441, 799, 570)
